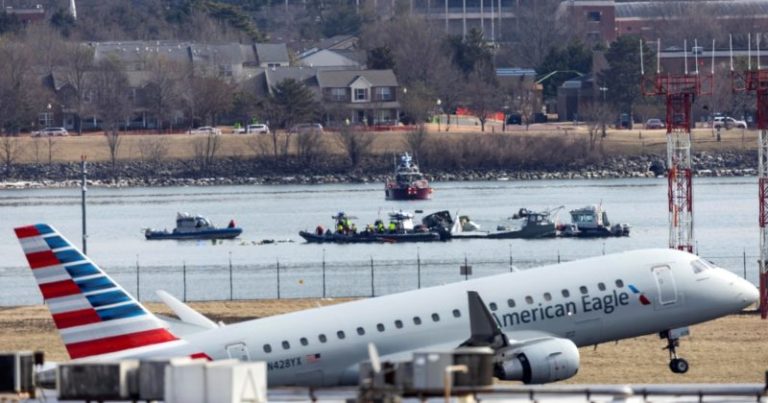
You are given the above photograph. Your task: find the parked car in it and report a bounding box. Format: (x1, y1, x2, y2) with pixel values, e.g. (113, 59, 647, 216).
(237, 124, 270, 134)
(32, 127, 69, 137)
(713, 116, 747, 129)
(187, 126, 221, 135)
(645, 118, 665, 129)
(289, 123, 324, 134)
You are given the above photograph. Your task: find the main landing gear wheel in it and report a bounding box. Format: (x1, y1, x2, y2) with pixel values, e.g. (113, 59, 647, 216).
(662, 330, 689, 374)
(669, 358, 689, 374)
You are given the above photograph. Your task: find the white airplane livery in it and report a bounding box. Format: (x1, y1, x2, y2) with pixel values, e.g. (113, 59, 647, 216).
(16, 224, 758, 386)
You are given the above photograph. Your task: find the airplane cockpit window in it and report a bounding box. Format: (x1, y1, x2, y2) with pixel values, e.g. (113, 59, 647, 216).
(507, 299, 516, 307)
(543, 292, 552, 301)
(282, 341, 290, 350)
(615, 279, 624, 288)
(562, 289, 570, 298)
(337, 331, 346, 339)
(431, 313, 440, 322)
(525, 296, 534, 304)
(300, 337, 308, 346)
(318, 334, 327, 343)
(377, 323, 385, 332)
(413, 316, 422, 325)
(357, 327, 365, 335)
(598, 282, 606, 291)
(263, 344, 272, 353)
(395, 320, 403, 329)
(691, 259, 715, 274)
(579, 286, 588, 294)
(452, 309, 461, 318)
(489, 302, 498, 311)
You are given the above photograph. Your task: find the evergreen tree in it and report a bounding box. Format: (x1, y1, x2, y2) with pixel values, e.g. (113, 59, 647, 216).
(447, 29, 493, 77)
(368, 47, 395, 70)
(269, 79, 320, 130)
(599, 35, 654, 115)
(536, 41, 592, 99)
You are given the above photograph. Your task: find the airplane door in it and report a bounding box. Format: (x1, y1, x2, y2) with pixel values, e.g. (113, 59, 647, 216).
(225, 342, 250, 361)
(652, 265, 678, 306)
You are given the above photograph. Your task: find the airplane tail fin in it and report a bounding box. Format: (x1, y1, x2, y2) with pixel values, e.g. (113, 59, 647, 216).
(15, 224, 178, 359)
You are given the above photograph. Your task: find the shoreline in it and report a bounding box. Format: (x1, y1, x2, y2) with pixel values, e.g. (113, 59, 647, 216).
(0, 150, 758, 189)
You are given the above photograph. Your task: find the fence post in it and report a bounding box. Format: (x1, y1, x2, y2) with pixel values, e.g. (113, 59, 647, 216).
(182, 260, 187, 302)
(509, 244, 513, 272)
(744, 248, 747, 279)
(417, 247, 421, 289)
(464, 254, 469, 281)
(557, 250, 561, 264)
(276, 258, 281, 299)
(322, 249, 326, 298)
(370, 256, 375, 297)
(229, 251, 233, 301)
(136, 254, 140, 301)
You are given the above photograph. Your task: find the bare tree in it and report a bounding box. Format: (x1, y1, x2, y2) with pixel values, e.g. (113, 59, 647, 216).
(295, 131, 326, 167)
(464, 72, 504, 132)
(181, 72, 235, 128)
(144, 55, 183, 133)
(510, 0, 571, 67)
(60, 43, 94, 136)
(336, 126, 375, 168)
(0, 42, 46, 135)
(404, 125, 430, 163)
(582, 102, 614, 153)
(193, 132, 221, 172)
(90, 58, 132, 174)
(0, 135, 22, 175)
(47, 136, 58, 165)
(137, 136, 170, 162)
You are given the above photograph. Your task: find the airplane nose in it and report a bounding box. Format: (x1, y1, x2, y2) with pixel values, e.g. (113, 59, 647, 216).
(736, 277, 759, 306)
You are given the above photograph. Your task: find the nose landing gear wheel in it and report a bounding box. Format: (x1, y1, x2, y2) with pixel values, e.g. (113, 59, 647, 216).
(669, 358, 689, 374)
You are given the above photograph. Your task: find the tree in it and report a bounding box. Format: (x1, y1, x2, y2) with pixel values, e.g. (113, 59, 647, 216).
(599, 35, 654, 115)
(90, 58, 132, 174)
(336, 126, 375, 168)
(60, 43, 94, 136)
(50, 8, 77, 38)
(0, 41, 46, 135)
(507, 0, 572, 67)
(447, 28, 493, 77)
(144, 55, 183, 132)
(536, 41, 592, 99)
(180, 72, 235, 128)
(581, 102, 614, 153)
(368, 47, 395, 70)
(269, 79, 319, 130)
(0, 135, 21, 175)
(0, 12, 21, 36)
(193, 131, 221, 172)
(463, 71, 503, 132)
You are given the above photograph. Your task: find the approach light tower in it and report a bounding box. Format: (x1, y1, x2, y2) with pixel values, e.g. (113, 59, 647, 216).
(642, 40, 714, 253)
(732, 34, 768, 318)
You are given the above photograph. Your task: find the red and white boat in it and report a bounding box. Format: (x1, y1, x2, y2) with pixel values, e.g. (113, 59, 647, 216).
(385, 153, 432, 200)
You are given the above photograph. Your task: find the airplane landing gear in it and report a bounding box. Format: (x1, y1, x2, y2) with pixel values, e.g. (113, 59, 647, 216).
(661, 328, 690, 374)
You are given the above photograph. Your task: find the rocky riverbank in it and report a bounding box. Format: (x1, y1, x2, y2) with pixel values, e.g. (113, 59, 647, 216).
(0, 150, 758, 189)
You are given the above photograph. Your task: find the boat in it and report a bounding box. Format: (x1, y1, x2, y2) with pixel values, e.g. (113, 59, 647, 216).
(145, 213, 242, 240)
(421, 210, 487, 239)
(559, 204, 630, 238)
(485, 207, 559, 239)
(385, 153, 432, 200)
(299, 211, 444, 244)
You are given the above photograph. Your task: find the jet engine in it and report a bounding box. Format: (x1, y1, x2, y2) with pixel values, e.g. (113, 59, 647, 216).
(494, 338, 580, 384)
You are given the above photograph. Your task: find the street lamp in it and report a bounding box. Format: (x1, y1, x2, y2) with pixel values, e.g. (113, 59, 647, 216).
(599, 86, 608, 102)
(436, 99, 442, 132)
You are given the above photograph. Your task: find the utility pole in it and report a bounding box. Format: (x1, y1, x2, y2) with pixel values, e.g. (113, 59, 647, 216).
(81, 155, 87, 255)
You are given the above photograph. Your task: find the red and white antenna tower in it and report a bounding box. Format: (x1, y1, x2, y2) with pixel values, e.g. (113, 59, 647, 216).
(642, 39, 714, 253)
(732, 33, 768, 319)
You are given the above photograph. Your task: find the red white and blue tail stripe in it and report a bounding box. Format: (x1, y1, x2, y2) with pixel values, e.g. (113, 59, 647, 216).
(15, 224, 179, 359)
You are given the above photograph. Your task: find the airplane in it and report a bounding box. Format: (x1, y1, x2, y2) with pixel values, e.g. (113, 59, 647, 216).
(15, 223, 759, 386)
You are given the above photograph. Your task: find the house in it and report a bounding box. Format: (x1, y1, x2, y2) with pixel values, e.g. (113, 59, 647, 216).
(254, 43, 290, 68)
(316, 69, 400, 126)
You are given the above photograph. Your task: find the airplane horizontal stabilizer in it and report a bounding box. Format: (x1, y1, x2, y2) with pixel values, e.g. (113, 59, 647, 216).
(156, 290, 218, 330)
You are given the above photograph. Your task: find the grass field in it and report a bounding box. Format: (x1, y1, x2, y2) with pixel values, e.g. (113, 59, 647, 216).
(1, 300, 765, 384)
(9, 125, 759, 164)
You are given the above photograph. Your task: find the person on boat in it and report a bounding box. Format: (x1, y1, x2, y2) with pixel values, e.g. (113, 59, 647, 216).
(350, 223, 357, 234)
(316, 225, 324, 236)
(365, 224, 373, 234)
(375, 219, 384, 233)
(388, 221, 396, 233)
(228, 219, 236, 228)
(337, 222, 344, 234)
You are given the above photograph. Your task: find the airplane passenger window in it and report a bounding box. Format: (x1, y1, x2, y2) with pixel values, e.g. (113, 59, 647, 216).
(598, 282, 606, 291)
(543, 292, 552, 301)
(377, 323, 385, 332)
(337, 331, 346, 339)
(452, 309, 461, 318)
(489, 302, 498, 311)
(263, 344, 272, 353)
(507, 299, 515, 307)
(580, 286, 588, 294)
(562, 289, 570, 297)
(300, 337, 308, 346)
(357, 327, 365, 335)
(282, 341, 290, 350)
(615, 280, 624, 288)
(318, 334, 327, 343)
(431, 313, 440, 322)
(525, 296, 533, 304)
(395, 320, 403, 329)
(413, 316, 422, 325)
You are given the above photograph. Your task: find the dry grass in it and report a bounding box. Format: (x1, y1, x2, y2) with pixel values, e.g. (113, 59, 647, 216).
(1, 300, 765, 383)
(7, 126, 757, 164)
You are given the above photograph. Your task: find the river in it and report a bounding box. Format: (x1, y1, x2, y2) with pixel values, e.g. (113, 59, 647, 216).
(0, 177, 759, 305)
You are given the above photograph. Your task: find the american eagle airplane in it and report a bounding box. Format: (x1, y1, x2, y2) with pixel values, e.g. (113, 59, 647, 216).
(16, 224, 758, 386)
